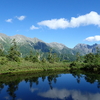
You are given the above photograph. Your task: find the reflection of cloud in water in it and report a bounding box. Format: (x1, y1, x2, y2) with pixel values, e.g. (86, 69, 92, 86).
(30, 88, 38, 93)
(4, 96, 22, 100)
(17, 98, 22, 100)
(71, 91, 100, 100)
(38, 88, 70, 99)
(39, 88, 70, 99)
(38, 88, 100, 100)
(4, 96, 9, 100)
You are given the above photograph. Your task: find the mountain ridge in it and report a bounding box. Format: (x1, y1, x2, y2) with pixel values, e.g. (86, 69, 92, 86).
(0, 33, 100, 57)
(0, 33, 98, 49)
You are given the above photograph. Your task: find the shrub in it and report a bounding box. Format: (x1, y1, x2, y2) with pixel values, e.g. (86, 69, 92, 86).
(41, 58, 47, 63)
(70, 61, 76, 67)
(0, 57, 8, 65)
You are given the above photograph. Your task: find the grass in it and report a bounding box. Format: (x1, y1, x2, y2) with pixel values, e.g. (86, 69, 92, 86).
(0, 60, 71, 74)
(1, 59, 100, 74)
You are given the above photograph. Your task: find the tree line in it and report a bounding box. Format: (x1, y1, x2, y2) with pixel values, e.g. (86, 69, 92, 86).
(1, 39, 100, 71)
(0, 39, 63, 65)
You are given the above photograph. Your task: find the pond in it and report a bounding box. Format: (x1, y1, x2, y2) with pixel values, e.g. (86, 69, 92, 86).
(0, 71, 100, 100)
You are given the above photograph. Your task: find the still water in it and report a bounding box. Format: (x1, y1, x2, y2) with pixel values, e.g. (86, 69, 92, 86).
(0, 71, 100, 100)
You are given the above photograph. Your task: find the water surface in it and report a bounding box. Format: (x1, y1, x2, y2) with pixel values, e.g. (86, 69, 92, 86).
(0, 71, 100, 100)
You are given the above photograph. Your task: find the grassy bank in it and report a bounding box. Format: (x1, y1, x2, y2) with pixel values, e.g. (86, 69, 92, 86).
(0, 60, 71, 74)
(1, 59, 100, 74)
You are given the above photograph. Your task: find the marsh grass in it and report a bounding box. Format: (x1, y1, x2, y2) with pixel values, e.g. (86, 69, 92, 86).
(0, 60, 70, 74)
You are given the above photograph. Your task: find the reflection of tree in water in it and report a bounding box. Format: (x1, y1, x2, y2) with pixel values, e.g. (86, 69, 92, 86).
(23, 72, 100, 89)
(71, 72, 83, 83)
(41, 76, 46, 82)
(25, 77, 39, 88)
(84, 75, 96, 84)
(84, 74, 100, 88)
(97, 82, 100, 88)
(0, 73, 60, 100)
(1, 71, 100, 100)
(24, 74, 60, 89)
(71, 71, 100, 89)
(0, 82, 4, 93)
(47, 75, 59, 89)
(6, 80, 19, 100)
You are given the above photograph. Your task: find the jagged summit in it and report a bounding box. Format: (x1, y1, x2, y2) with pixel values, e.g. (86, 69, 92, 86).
(0, 33, 100, 56)
(0, 33, 10, 43)
(73, 43, 99, 55)
(10, 34, 43, 44)
(10, 34, 30, 43)
(48, 42, 67, 50)
(32, 37, 43, 43)
(0, 33, 8, 37)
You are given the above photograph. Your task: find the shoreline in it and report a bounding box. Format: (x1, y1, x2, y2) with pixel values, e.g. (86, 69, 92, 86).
(0, 61, 71, 74)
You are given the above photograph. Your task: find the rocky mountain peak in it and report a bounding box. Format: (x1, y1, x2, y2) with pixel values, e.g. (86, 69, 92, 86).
(0, 33, 10, 43)
(10, 34, 31, 43)
(0, 33, 100, 56)
(32, 37, 43, 43)
(48, 42, 67, 50)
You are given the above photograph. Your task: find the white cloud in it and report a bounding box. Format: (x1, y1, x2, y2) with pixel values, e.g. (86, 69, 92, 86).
(70, 11, 100, 27)
(38, 88, 100, 100)
(38, 18, 69, 29)
(85, 35, 100, 42)
(16, 16, 26, 21)
(38, 11, 100, 29)
(5, 19, 12, 23)
(30, 25, 39, 30)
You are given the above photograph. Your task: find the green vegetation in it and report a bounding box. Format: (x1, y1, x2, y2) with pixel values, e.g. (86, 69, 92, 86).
(1, 39, 100, 74)
(7, 39, 21, 62)
(70, 48, 100, 71)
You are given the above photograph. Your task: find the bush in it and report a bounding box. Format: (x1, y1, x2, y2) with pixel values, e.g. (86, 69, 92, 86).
(24, 56, 29, 61)
(70, 61, 76, 67)
(0, 57, 8, 65)
(32, 56, 39, 63)
(41, 58, 47, 63)
(7, 39, 21, 62)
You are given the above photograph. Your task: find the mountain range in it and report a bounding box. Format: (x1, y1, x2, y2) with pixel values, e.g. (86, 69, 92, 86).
(0, 33, 100, 60)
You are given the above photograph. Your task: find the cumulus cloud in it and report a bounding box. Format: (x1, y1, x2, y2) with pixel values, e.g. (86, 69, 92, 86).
(38, 18, 69, 29)
(5, 19, 12, 23)
(16, 16, 26, 21)
(85, 35, 100, 42)
(30, 25, 39, 30)
(38, 11, 100, 29)
(70, 11, 100, 27)
(38, 88, 100, 100)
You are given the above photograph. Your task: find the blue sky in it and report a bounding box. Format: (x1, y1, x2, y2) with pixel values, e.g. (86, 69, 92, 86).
(0, 0, 100, 48)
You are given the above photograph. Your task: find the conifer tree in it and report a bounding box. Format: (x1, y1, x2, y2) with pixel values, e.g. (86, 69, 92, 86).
(0, 44, 5, 56)
(76, 52, 81, 62)
(47, 49, 54, 63)
(7, 39, 21, 62)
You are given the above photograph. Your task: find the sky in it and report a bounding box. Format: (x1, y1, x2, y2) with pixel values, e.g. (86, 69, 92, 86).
(0, 0, 100, 48)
